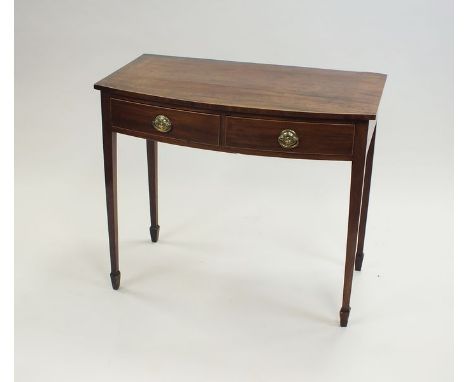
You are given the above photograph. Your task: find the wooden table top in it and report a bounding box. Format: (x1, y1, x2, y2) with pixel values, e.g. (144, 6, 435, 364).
(95, 54, 386, 120)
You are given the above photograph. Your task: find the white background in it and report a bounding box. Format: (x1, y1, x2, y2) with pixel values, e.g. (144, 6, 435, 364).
(13, 1, 453, 381)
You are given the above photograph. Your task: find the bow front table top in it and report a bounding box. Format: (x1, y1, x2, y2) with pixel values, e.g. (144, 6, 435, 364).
(94, 54, 386, 327)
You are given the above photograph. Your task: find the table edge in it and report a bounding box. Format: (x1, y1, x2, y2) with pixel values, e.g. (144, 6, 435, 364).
(94, 86, 378, 121)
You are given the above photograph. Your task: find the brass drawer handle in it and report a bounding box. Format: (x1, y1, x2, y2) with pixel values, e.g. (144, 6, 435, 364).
(278, 129, 299, 149)
(152, 115, 172, 133)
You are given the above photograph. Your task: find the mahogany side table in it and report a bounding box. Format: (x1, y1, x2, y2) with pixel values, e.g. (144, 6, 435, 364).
(94, 54, 386, 327)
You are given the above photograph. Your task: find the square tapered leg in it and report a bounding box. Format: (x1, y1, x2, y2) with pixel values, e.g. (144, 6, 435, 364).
(102, 93, 120, 290)
(340, 122, 368, 327)
(146, 139, 160, 243)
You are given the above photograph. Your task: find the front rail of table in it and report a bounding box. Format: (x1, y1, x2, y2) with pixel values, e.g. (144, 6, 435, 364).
(95, 54, 386, 327)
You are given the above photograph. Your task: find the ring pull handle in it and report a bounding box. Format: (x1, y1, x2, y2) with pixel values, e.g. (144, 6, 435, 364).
(278, 129, 299, 149)
(152, 115, 172, 133)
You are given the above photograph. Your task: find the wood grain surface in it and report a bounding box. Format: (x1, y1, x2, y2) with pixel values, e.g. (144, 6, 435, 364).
(95, 54, 386, 120)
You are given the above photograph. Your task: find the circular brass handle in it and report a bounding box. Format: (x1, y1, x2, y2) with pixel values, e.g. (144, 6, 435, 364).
(278, 129, 299, 149)
(152, 115, 172, 133)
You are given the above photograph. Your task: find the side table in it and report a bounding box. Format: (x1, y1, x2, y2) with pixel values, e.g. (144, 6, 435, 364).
(94, 54, 386, 326)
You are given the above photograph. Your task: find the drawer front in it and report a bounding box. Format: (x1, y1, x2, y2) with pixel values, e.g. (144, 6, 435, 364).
(111, 99, 221, 146)
(225, 117, 354, 156)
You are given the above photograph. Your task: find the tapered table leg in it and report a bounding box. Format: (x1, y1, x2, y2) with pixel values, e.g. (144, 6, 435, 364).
(103, 131, 120, 289)
(147, 140, 160, 242)
(340, 122, 368, 327)
(102, 94, 120, 290)
(355, 127, 376, 271)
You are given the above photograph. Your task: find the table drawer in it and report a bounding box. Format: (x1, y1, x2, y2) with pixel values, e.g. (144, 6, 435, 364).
(225, 116, 355, 156)
(111, 98, 221, 146)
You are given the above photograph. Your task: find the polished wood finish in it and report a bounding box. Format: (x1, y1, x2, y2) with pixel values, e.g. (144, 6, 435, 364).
(340, 121, 368, 327)
(95, 54, 386, 121)
(101, 93, 120, 290)
(225, 116, 354, 156)
(146, 140, 160, 243)
(96, 55, 386, 326)
(111, 98, 220, 146)
(109, 94, 357, 161)
(355, 127, 377, 271)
